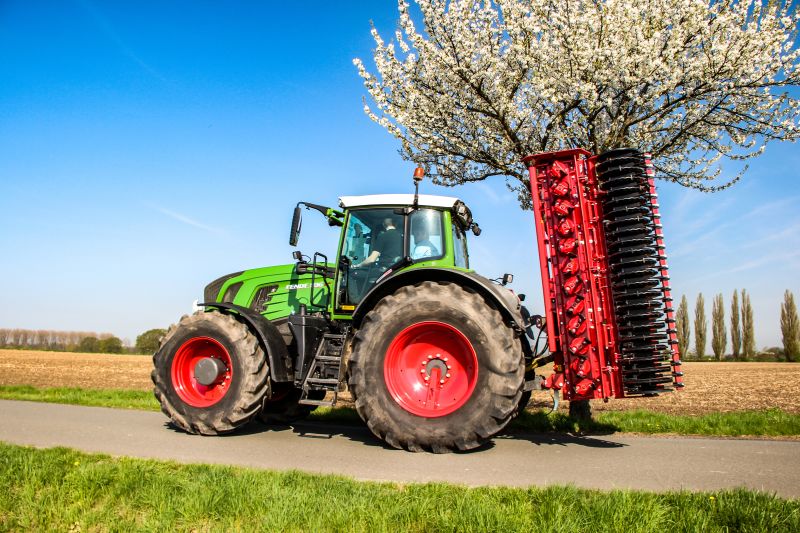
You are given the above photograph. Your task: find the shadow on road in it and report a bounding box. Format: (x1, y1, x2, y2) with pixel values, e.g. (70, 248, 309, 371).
(283, 420, 626, 451)
(282, 421, 400, 451)
(158, 417, 626, 452)
(497, 431, 626, 448)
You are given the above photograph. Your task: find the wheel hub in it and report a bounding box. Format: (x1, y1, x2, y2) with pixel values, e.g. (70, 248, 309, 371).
(194, 356, 228, 386)
(420, 356, 451, 383)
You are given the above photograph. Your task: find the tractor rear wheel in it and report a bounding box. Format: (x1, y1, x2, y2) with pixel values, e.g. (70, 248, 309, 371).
(152, 311, 270, 435)
(348, 281, 524, 453)
(258, 385, 326, 425)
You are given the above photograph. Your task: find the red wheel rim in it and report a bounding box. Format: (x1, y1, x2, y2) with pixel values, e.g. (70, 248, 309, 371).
(384, 321, 478, 418)
(171, 337, 233, 407)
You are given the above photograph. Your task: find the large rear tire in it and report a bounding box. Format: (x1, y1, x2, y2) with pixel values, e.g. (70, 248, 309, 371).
(348, 281, 524, 453)
(152, 311, 270, 435)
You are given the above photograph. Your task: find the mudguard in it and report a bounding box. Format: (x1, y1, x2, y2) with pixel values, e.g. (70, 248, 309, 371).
(198, 302, 293, 382)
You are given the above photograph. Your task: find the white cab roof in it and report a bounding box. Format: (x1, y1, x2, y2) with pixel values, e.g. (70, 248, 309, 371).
(338, 194, 461, 209)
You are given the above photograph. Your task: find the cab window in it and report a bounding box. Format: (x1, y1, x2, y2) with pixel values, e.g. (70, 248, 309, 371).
(409, 209, 444, 261)
(341, 212, 372, 264)
(452, 221, 469, 268)
(337, 208, 404, 307)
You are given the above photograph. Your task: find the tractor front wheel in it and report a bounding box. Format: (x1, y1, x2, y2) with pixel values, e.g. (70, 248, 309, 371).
(152, 311, 270, 435)
(348, 281, 524, 452)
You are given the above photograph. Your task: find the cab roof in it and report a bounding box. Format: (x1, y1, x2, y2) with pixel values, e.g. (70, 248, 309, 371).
(338, 194, 461, 209)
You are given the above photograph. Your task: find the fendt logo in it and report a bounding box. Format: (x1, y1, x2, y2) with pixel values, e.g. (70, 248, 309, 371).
(285, 283, 326, 290)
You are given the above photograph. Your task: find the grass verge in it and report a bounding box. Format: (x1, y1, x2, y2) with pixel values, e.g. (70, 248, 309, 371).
(512, 408, 800, 437)
(0, 385, 159, 411)
(1, 442, 797, 532)
(2, 385, 799, 437)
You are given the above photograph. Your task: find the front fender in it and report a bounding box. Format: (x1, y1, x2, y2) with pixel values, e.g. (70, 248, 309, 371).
(198, 302, 292, 382)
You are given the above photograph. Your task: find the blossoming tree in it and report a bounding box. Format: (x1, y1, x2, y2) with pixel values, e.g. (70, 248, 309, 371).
(355, 0, 800, 208)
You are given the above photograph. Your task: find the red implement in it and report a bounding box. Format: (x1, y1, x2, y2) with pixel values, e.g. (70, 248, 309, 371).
(523, 148, 683, 401)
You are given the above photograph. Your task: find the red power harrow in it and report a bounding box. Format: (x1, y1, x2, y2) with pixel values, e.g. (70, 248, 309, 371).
(524, 148, 684, 402)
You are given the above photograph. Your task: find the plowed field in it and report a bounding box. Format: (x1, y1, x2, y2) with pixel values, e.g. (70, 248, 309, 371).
(2, 349, 799, 415)
(1, 350, 153, 391)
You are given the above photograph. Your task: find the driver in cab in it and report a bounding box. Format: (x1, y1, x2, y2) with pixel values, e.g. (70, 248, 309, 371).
(355, 217, 402, 269)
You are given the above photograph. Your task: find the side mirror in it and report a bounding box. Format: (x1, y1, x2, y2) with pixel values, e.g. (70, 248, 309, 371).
(501, 273, 514, 286)
(292, 250, 303, 262)
(289, 206, 302, 246)
(471, 223, 481, 236)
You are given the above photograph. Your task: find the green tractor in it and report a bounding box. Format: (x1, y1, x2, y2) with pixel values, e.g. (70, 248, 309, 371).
(152, 172, 540, 452)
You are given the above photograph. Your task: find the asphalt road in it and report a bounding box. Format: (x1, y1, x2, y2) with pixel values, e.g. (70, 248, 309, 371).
(2, 400, 798, 497)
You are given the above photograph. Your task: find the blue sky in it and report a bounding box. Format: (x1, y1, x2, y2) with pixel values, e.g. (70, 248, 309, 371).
(1, 1, 798, 351)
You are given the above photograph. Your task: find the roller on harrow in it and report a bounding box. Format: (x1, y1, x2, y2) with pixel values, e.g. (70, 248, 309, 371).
(152, 147, 683, 453)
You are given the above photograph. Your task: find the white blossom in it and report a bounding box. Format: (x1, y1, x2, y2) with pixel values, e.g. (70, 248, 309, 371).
(355, 0, 800, 208)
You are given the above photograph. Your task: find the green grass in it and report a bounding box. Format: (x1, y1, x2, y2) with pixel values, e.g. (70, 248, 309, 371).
(2, 385, 799, 437)
(511, 408, 800, 437)
(590, 409, 800, 437)
(0, 442, 797, 532)
(0, 385, 159, 411)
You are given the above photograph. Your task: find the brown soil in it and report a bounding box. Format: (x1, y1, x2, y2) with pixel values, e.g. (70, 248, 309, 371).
(529, 362, 800, 415)
(3, 350, 799, 415)
(0, 350, 153, 391)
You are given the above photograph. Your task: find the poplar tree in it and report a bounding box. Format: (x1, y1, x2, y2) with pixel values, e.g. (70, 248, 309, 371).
(694, 293, 707, 359)
(781, 290, 799, 362)
(676, 295, 691, 359)
(730, 289, 741, 360)
(712, 294, 726, 360)
(742, 289, 756, 359)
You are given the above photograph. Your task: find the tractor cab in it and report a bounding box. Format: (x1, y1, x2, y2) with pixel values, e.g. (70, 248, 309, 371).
(334, 194, 477, 308)
(287, 191, 481, 317)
